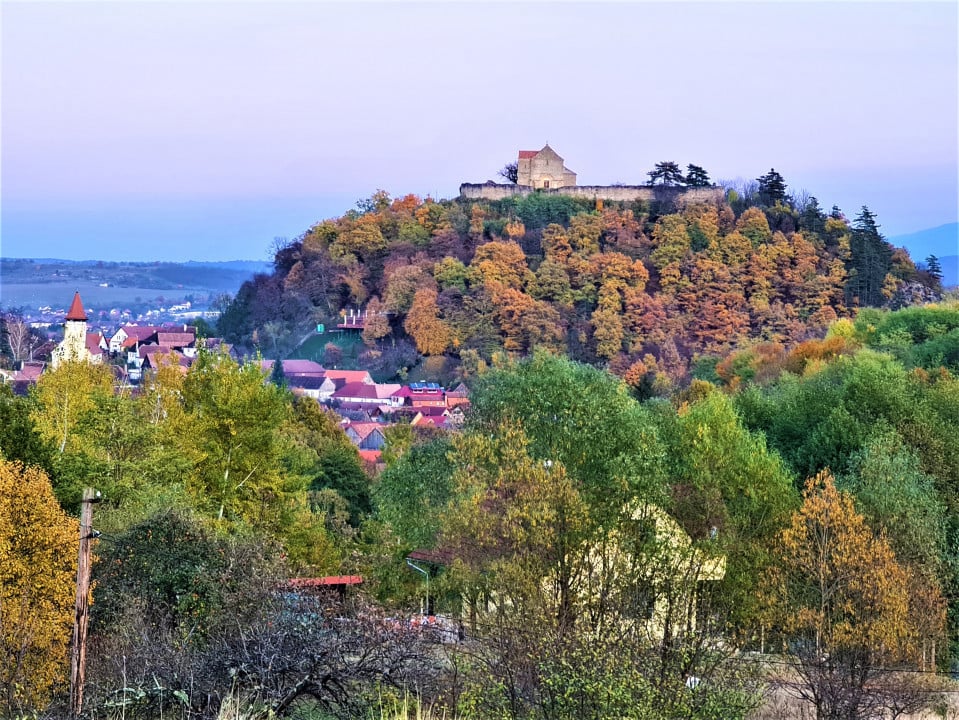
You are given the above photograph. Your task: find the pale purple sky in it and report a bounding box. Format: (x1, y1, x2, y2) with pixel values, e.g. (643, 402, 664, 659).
(2, 1, 957, 261)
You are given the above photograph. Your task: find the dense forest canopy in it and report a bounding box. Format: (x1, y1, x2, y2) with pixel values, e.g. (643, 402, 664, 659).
(218, 172, 941, 389)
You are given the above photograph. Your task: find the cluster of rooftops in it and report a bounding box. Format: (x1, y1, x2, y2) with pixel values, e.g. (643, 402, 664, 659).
(1, 292, 470, 466)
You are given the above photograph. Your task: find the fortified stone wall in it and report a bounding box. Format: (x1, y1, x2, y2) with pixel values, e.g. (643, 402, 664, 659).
(459, 183, 725, 204)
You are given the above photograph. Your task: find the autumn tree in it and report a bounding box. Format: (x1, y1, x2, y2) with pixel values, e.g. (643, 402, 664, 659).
(384, 264, 436, 314)
(471, 240, 531, 290)
(0, 460, 78, 715)
(763, 471, 921, 720)
(404, 287, 452, 355)
(361, 296, 392, 345)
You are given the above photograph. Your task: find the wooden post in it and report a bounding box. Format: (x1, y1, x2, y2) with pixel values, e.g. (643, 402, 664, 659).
(70, 487, 99, 718)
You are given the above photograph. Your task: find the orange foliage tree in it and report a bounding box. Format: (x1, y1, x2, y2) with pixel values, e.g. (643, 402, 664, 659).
(404, 288, 451, 356)
(762, 471, 931, 720)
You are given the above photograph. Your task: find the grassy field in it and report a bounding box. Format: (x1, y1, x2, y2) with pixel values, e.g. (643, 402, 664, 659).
(294, 329, 366, 367)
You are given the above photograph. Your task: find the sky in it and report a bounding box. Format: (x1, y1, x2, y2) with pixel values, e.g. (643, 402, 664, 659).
(2, 0, 957, 262)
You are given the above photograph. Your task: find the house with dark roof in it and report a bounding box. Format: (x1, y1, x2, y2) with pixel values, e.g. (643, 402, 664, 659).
(344, 421, 387, 450)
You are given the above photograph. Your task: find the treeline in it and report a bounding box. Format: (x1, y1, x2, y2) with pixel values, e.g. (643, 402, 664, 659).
(218, 175, 942, 388)
(2, 302, 959, 717)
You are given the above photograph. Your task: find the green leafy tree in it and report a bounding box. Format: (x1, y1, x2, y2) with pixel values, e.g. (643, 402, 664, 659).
(309, 445, 371, 527)
(0, 384, 54, 474)
(658, 389, 798, 627)
(374, 437, 455, 549)
(467, 352, 668, 519)
(177, 349, 301, 529)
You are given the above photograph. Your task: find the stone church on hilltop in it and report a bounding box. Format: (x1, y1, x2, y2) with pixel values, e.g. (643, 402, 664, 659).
(516, 144, 577, 189)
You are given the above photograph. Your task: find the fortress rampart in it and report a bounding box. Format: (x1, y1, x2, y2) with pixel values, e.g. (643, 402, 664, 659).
(459, 183, 725, 204)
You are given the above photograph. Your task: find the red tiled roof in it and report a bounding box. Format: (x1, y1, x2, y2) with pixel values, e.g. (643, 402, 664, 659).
(156, 332, 195, 347)
(334, 381, 380, 400)
(358, 449, 382, 464)
(375, 383, 402, 399)
(86, 333, 104, 355)
(325, 369, 373, 384)
(120, 326, 161, 346)
(518, 150, 538, 159)
(281, 359, 325, 376)
(347, 421, 383, 441)
(65, 292, 87, 321)
(13, 362, 45, 381)
(286, 575, 363, 588)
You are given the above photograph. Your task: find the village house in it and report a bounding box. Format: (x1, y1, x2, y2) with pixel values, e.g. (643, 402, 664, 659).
(343, 421, 387, 450)
(451, 504, 725, 642)
(0, 361, 46, 396)
(445, 382, 470, 410)
(109, 325, 162, 354)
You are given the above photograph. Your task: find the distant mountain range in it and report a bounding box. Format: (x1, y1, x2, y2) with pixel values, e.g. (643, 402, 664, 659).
(888, 222, 958, 287)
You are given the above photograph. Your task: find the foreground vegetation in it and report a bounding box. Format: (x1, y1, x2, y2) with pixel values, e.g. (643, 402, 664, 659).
(2, 299, 959, 718)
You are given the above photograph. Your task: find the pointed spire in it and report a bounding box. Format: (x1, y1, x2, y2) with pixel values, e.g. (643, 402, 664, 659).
(65, 291, 88, 321)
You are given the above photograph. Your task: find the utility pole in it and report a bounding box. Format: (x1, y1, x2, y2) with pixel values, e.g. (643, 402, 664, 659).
(70, 487, 100, 718)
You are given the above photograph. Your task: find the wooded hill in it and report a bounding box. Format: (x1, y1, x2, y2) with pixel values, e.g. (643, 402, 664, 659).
(218, 175, 945, 387)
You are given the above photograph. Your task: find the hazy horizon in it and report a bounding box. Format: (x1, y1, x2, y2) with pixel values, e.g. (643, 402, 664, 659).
(3, 2, 957, 262)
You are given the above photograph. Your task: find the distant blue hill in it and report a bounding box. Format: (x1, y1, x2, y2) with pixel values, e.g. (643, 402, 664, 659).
(888, 223, 958, 288)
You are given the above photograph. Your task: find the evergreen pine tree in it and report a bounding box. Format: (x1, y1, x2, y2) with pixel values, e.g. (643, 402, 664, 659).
(845, 206, 893, 307)
(756, 168, 787, 205)
(925, 255, 943, 289)
(647, 161, 685, 187)
(684, 164, 711, 187)
(270, 358, 287, 388)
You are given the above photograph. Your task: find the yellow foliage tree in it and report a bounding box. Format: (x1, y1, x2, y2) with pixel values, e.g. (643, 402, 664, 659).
(31, 360, 115, 455)
(0, 460, 78, 714)
(762, 471, 919, 720)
